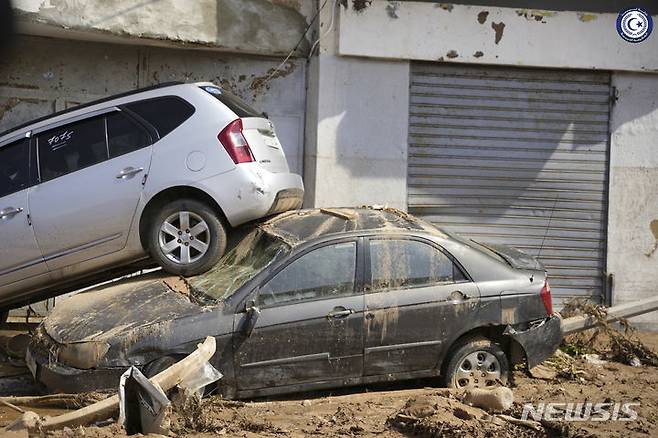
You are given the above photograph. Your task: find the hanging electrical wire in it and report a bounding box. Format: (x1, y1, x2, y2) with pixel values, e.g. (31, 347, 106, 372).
(263, 0, 332, 85)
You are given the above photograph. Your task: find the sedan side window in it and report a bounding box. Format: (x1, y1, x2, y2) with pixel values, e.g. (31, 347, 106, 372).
(38, 117, 107, 182)
(106, 112, 152, 158)
(369, 239, 467, 291)
(258, 242, 357, 307)
(0, 139, 30, 198)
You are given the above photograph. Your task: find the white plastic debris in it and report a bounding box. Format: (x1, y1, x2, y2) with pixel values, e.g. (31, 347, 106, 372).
(119, 366, 171, 435)
(178, 361, 223, 398)
(583, 353, 607, 366)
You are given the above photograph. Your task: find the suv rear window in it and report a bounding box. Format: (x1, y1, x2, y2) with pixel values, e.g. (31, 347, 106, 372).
(124, 96, 195, 139)
(200, 86, 262, 118)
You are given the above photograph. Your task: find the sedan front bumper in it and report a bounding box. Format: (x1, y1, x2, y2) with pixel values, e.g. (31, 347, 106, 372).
(503, 315, 563, 369)
(26, 345, 125, 394)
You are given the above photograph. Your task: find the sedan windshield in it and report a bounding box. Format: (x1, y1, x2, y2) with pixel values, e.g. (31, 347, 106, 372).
(189, 229, 290, 301)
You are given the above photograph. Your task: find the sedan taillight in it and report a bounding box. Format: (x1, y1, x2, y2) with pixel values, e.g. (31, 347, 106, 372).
(218, 119, 254, 164)
(540, 280, 553, 315)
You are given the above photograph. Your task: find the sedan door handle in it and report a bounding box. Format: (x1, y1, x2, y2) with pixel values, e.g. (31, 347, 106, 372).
(327, 307, 354, 319)
(116, 167, 144, 179)
(450, 290, 469, 301)
(0, 207, 24, 220)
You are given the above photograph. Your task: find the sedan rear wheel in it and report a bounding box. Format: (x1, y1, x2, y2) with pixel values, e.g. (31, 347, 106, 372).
(148, 199, 227, 276)
(443, 336, 509, 389)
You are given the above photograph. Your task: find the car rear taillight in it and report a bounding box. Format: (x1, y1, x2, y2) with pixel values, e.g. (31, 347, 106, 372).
(540, 280, 553, 315)
(218, 119, 254, 164)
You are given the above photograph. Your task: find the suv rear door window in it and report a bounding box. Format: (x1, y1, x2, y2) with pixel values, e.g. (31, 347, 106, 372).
(200, 86, 262, 118)
(0, 139, 30, 197)
(106, 112, 152, 158)
(124, 96, 195, 139)
(369, 239, 467, 291)
(38, 117, 108, 182)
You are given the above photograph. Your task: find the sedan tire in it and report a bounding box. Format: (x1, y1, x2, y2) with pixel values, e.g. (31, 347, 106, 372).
(148, 199, 227, 276)
(443, 336, 510, 389)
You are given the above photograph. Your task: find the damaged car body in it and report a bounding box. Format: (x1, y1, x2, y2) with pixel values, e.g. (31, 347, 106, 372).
(27, 207, 561, 397)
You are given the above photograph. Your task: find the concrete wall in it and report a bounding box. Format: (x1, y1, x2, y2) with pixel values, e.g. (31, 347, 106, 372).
(608, 73, 658, 328)
(12, 0, 315, 56)
(0, 36, 307, 175)
(303, 2, 409, 210)
(339, 1, 658, 72)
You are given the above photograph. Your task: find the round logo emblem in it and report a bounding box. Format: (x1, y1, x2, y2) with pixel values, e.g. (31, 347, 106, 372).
(616, 8, 653, 43)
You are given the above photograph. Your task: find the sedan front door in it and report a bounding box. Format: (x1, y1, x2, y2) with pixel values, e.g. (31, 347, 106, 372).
(363, 237, 480, 376)
(234, 239, 364, 393)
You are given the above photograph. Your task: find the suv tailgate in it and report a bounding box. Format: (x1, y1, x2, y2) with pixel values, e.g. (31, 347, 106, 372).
(241, 117, 290, 174)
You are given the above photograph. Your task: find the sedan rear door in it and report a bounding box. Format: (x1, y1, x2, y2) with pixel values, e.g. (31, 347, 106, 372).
(363, 236, 480, 376)
(233, 238, 364, 393)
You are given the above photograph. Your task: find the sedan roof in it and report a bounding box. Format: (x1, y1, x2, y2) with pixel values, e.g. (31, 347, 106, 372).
(258, 207, 446, 246)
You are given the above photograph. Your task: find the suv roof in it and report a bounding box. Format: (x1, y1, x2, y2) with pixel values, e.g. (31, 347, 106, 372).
(0, 82, 184, 140)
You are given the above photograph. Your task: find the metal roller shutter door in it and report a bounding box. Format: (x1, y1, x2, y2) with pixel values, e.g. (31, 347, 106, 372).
(408, 63, 611, 306)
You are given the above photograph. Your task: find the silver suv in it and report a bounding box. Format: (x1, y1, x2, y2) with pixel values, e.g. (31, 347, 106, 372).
(0, 82, 303, 315)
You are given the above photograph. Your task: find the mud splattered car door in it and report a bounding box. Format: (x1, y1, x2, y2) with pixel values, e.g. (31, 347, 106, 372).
(363, 237, 479, 376)
(233, 239, 364, 392)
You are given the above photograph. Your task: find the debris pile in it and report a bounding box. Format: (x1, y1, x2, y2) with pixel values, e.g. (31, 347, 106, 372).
(388, 388, 592, 438)
(2, 337, 220, 436)
(560, 299, 658, 367)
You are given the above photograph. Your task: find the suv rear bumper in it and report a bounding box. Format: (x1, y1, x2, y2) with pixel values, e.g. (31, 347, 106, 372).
(199, 165, 304, 227)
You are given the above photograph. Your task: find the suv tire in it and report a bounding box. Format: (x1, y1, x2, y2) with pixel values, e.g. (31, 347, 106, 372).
(148, 199, 227, 276)
(443, 336, 510, 389)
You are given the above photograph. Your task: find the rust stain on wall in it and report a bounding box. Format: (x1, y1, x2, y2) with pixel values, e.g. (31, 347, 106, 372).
(516, 9, 555, 21)
(249, 61, 297, 94)
(437, 3, 453, 12)
(351, 0, 372, 13)
(386, 1, 400, 19)
(491, 21, 505, 44)
(477, 11, 488, 24)
(0, 98, 20, 120)
(578, 13, 597, 22)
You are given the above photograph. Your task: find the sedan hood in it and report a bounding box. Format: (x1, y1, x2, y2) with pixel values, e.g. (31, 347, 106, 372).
(44, 274, 204, 344)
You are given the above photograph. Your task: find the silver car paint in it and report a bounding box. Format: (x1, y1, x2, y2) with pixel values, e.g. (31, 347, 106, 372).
(0, 82, 304, 307)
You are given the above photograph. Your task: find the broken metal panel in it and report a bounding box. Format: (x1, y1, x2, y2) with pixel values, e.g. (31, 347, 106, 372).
(503, 315, 562, 369)
(407, 63, 611, 306)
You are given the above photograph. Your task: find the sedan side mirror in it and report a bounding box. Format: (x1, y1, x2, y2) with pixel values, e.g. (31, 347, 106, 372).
(243, 299, 260, 338)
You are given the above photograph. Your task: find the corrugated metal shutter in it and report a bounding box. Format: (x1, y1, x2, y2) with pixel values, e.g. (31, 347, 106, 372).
(408, 63, 611, 306)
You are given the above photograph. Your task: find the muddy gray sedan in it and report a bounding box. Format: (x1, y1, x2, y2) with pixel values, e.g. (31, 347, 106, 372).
(27, 207, 561, 397)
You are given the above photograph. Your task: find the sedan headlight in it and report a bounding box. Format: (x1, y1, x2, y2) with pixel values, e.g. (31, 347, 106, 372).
(57, 342, 110, 369)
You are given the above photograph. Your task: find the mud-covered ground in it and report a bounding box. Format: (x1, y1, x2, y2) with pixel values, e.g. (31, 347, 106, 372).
(0, 331, 654, 437)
